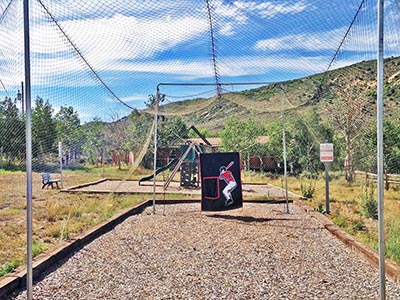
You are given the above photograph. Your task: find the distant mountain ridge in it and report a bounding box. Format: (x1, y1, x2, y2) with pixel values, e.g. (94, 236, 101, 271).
(145, 57, 400, 134)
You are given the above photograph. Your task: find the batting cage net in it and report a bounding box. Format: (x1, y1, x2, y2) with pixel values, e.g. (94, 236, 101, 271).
(1, 0, 400, 274)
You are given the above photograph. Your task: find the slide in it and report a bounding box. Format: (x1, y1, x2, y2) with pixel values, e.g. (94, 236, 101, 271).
(138, 158, 178, 185)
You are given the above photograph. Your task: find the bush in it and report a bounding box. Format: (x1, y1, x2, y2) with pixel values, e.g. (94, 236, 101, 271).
(360, 183, 378, 220)
(0, 259, 21, 277)
(350, 219, 367, 233)
(315, 202, 324, 213)
(332, 211, 347, 228)
(301, 182, 315, 198)
(300, 173, 317, 199)
(32, 239, 47, 257)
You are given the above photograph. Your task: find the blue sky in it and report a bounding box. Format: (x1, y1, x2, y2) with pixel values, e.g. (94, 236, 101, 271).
(1, 0, 399, 122)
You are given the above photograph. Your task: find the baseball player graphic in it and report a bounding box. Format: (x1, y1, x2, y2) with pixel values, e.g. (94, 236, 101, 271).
(219, 161, 237, 206)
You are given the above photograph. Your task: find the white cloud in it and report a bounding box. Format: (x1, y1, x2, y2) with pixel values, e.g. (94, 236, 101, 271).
(3, 0, 399, 101)
(254, 29, 345, 52)
(117, 94, 147, 104)
(254, 24, 377, 53)
(219, 23, 235, 36)
(233, 0, 311, 19)
(38, 13, 208, 61)
(20, 11, 210, 86)
(218, 54, 329, 76)
(111, 59, 215, 80)
(114, 54, 352, 80)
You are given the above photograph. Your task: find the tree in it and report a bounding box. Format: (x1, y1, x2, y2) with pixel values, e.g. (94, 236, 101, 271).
(55, 106, 82, 166)
(32, 96, 56, 158)
(383, 119, 400, 174)
(264, 111, 332, 174)
(145, 93, 165, 108)
(326, 73, 375, 181)
(83, 117, 106, 166)
(362, 118, 400, 174)
(157, 116, 188, 148)
(107, 112, 134, 170)
(221, 117, 263, 170)
(0, 97, 25, 164)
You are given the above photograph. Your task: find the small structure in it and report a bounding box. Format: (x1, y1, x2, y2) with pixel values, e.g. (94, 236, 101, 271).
(164, 142, 203, 189)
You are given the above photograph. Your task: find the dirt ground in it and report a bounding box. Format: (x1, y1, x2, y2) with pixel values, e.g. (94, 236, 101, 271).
(64, 179, 302, 200)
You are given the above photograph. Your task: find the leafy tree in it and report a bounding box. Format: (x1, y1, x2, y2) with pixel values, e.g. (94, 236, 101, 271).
(264, 111, 332, 173)
(32, 96, 56, 158)
(125, 109, 153, 151)
(157, 116, 188, 148)
(383, 119, 400, 173)
(362, 118, 400, 174)
(145, 93, 165, 108)
(285, 117, 319, 172)
(107, 112, 134, 170)
(221, 117, 263, 170)
(0, 97, 25, 164)
(83, 117, 106, 166)
(55, 106, 82, 166)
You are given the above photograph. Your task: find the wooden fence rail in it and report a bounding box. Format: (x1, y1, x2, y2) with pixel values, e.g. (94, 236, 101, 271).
(354, 171, 400, 190)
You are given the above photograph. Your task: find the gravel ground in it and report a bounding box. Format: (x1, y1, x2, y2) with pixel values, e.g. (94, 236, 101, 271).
(9, 202, 400, 300)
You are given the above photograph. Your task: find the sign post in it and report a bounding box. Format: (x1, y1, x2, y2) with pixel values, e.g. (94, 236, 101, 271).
(320, 143, 334, 214)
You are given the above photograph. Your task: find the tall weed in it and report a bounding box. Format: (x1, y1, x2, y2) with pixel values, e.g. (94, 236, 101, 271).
(300, 172, 318, 199)
(386, 218, 400, 264)
(360, 183, 378, 220)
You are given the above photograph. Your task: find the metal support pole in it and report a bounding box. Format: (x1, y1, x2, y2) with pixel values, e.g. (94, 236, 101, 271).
(58, 142, 63, 189)
(324, 162, 330, 214)
(152, 89, 160, 214)
(23, 0, 33, 299)
(280, 84, 289, 214)
(21, 81, 24, 114)
(377, 0, 385, 298)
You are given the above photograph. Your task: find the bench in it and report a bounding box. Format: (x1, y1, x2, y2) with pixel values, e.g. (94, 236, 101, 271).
(41, 173, 60, 189)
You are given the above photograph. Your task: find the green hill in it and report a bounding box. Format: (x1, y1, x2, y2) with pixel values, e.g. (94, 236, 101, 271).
(148, 57, 400, 134)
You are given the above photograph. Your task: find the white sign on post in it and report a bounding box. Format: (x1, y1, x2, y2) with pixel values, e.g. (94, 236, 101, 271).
(320, 143, 334, 162)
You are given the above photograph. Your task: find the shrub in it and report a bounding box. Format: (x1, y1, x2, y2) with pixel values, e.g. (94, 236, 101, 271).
(315, 202, 324, 213)
(332, 211, 347, 228)
(350, 219, 367, 233)
(0, 259, 21, 277)
(32, 239, 47, 257)
(360, 183, 378, 220)
(300, 178, 316, 199)
(299, 172, 318, 199)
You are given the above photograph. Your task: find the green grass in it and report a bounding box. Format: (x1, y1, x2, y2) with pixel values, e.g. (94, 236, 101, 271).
(386, 218, 400, 263)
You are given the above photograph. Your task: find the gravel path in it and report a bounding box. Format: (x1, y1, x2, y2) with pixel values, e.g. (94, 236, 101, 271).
(9, 202, 400, 299)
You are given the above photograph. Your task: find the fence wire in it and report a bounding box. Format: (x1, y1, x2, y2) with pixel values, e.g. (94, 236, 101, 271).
(1, 0, 400, 280)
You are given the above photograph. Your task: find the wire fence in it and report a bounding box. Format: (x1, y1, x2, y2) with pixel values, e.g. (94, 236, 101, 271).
(1, 0, 400, 284)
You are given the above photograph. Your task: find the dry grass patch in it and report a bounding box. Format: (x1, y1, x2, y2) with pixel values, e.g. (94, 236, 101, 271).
(0, 171, 152, 276)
